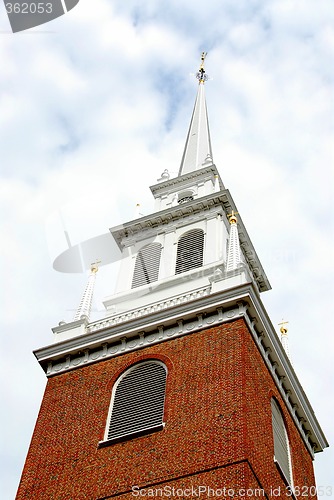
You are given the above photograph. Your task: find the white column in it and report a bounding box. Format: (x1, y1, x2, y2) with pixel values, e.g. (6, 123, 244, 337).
(159, 230, 177, 279)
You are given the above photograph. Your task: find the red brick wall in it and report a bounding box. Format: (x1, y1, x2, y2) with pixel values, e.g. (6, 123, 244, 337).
(16, 319, 316, 499)
(241, 323, 316, 495)
(114, 462, 266, 499)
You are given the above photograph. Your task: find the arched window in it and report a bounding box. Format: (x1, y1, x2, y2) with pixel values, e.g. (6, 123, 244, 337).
(177, 190, 194, 204)
(175, 229, 204, 275)
(132, 242, 162, 289)
(105, 361, 167, 442)
(271, 398, 293, 485)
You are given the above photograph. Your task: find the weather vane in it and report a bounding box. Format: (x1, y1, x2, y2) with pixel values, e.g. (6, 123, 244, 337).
(278, 319, 289, 334)
(196, 52, 209, 83)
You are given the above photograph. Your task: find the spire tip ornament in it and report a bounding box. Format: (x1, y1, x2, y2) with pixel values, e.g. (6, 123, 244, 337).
(278, 320, 292, 363)
(196, 52, 209, 84)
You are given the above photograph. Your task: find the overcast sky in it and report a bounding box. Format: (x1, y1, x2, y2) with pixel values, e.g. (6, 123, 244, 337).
(1, 0, 333, 497)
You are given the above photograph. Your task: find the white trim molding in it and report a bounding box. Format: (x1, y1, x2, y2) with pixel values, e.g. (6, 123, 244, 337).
(37, 279, 328, 457)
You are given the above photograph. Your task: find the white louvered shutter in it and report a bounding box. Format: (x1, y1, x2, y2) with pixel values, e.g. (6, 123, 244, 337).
(132, 243, 162, 288)
(271, 398, 293, 484)
(107, 361, 167, 441)
(175, 229, 204, 274)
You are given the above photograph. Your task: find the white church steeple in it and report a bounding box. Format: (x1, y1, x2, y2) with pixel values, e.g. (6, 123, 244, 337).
(102, 53, 270, 316)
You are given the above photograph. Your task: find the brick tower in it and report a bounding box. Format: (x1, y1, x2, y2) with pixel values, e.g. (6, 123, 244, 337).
(16, 54, 328, 500)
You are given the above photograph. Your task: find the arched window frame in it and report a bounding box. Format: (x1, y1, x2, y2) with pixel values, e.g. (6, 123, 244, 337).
(271, 397, 293, 486)
(132, 242, 162, 289)
(175, 228, 204, 275)
(103, 360, 167, 444)
(177, 189, 195, 204)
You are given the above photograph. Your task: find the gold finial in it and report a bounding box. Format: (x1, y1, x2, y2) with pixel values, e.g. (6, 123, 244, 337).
(90, 260, 101, 273)
(278, 319, 289, 335)
(227, 210, 239, 224)
(196, 52, 208, 83)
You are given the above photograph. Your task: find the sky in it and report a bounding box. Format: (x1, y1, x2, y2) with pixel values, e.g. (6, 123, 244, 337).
(1, 0, 333, 497)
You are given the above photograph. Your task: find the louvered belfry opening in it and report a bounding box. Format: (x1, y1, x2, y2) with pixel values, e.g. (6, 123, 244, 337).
(132, 243, 162, 289)
(271, 398, 293, 484)
(107, 361, 167, 442)
(175, 229, 204, 275)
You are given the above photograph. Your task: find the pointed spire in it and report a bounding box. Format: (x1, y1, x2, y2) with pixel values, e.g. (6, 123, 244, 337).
(73, 261, 100, 322)
(279, 320, 292, 362)
(178, 53, 213, 176)
(226, 211, 242, 272)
